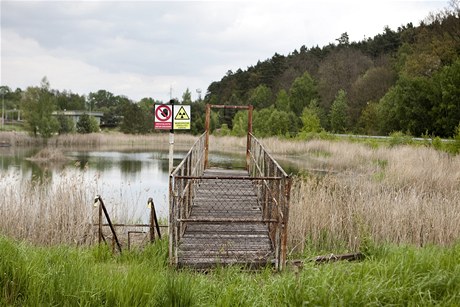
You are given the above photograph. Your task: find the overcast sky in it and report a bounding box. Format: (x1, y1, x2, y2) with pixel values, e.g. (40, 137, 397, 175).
(1, 0, 448, 102)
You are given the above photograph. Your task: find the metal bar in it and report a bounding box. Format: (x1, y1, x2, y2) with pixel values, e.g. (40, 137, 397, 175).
(148, 197, 162, 241)
(98, 198, 102, 244)
(174, 175, 283, 180)
(249, 133, 289, 178)
(95, 196, 122, 253)
(209, 104, 251, 110)
(204, 104, 210, 169)
(171, 132, 205, 177)
(94, 223, 168, 228)
(177, 218, 278, 223)
(128, 231, 147, 250)
(169, 175, 174, 266)
(246, 105, 253, 170)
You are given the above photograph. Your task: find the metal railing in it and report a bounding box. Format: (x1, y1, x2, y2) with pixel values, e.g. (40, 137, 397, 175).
(248, 133, 291, 270)
(169, 132, 291, 270)
(169, 132, 207, 264)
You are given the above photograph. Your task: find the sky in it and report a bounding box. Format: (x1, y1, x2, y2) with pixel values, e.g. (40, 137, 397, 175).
(1, 0, 449, 102)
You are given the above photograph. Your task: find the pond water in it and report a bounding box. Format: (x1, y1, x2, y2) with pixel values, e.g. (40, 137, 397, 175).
(0, 145, 249, 223)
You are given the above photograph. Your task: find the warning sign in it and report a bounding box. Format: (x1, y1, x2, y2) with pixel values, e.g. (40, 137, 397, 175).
(173, 105, 191, 130)
(154, 104, 173, 130)
(175, 106, 190, 120)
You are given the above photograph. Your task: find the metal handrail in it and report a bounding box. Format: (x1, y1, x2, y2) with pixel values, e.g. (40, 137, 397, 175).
(248, 133, 291, 270)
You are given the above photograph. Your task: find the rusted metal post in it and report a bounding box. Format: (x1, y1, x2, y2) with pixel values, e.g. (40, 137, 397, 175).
(280, 177, 292, 271)
(169, 175, 174, 265)
(149, 197, 162, 242)
(246, 105, 253, 170)
(204, 104, 210, 169)
(98, 198, 103, 244)
(95, 195, 122, 253)
(149, 198, 155, 242)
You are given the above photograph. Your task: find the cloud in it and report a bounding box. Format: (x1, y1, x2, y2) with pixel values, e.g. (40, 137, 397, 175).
(1, 0, 448, 102)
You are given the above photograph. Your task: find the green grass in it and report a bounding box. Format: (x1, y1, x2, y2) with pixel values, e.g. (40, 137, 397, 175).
(1, 236, 459, 306)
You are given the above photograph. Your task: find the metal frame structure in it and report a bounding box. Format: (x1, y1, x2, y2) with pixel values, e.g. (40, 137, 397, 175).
(169, 104, 291, 270)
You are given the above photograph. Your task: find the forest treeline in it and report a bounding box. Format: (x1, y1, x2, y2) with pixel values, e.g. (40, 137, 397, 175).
(1, 2, 459, 138)
(203, 3, 460, 138)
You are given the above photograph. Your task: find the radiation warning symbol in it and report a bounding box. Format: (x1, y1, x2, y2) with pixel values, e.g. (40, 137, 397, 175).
(173, 105, 191, 130)
(175, 106, 190, 120)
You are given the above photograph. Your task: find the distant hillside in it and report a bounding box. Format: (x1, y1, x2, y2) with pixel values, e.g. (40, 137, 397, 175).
(202, 2, 460, 138)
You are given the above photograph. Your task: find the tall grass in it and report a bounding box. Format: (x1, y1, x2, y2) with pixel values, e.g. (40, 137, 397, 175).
(0, 131, 198, 147)
(287, 141, 460, 252)
(1, 236, 459, 306)
(0, 170, 95, 245)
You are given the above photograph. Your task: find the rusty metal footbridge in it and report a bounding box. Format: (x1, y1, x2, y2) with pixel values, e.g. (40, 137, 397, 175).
(169, 105, 291, 270)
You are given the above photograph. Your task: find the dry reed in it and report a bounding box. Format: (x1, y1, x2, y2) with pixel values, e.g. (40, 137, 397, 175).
(0, 131, 198, 148)
(2, 133, 459, 251)
(287, 141, 460, 252)
(0, 170, 96, 245)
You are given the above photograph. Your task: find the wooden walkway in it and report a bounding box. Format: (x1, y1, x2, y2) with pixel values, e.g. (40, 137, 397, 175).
(177, 168, 274, 268)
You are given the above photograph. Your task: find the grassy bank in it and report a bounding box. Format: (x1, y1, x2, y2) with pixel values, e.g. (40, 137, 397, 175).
(1, 236, 459, 306)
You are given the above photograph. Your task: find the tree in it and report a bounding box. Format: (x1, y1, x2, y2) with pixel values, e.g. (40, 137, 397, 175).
(298, 107, 322, 138)
(336, 32, 350, 46)
(182, 88, 192, 105)
(349, 65, 396, 127)
(330, 89, 350, 133)
(431, 58, 460, 137)
(377, 76, 434, 136)
(275, 89, 290, 112)
(288, 72, 318, 115)
(318, 49, 373, 111)
(76, 113, 99, 134)
(357, 102, 380, 135)
(57, 114, 75, 134)
(268, 109, 290, 136)
(249, 84, 272, 109)
(231, 111, 248, 137)
(55, 90, 86, 110)
(21, 77, 59, 138)
(87, 90, 116, 110)
(120, 103, 151, 134)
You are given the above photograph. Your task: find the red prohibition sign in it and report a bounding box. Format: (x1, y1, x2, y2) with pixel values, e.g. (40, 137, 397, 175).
(156, 105, 172, 122)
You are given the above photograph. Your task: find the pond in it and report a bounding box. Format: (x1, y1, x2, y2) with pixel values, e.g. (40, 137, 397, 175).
(0, 144, 249, 224)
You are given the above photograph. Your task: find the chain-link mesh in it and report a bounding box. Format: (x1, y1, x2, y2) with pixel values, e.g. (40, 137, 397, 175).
(170, 132, 291, 270)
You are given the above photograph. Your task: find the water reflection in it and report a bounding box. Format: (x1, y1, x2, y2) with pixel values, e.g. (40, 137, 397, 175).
(0, 145, 250, 224)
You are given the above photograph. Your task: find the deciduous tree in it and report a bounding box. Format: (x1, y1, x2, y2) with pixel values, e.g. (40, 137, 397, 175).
(21, 77, 59, 138)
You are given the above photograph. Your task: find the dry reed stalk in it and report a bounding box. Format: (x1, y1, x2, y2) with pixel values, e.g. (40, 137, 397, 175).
(287, 142, 460, 252)
(0, 171, 96, 245)
(49, 132, 198, 147)
(0, 131, 41, 146)
(0, 131, 199, 147)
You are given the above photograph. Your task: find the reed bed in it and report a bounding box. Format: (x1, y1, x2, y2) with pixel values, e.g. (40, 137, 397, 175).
(0, 131, 198, 147)
(0, 170, 96, 245)
(287, 142, 460, 252)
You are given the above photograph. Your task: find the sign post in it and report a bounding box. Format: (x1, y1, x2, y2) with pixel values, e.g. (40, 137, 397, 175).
(168, 100, 175, 175)
(154, 101, 191, 174)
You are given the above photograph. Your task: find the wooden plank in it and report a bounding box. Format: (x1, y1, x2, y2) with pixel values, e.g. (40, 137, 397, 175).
(177, 168, 274, 269)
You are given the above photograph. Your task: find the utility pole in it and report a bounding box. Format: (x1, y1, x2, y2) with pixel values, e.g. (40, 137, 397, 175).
(1, 89, 5, 130)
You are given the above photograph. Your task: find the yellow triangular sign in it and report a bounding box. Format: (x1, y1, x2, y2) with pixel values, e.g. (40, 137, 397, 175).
(175, 106, 190, 120)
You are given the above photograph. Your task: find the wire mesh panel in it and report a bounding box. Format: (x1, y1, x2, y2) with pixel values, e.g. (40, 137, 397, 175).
(177, 173, 275, 268)
(169, 132, 291, 270)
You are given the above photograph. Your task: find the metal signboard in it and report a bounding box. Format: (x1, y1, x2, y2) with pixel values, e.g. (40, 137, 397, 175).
(173, 105, 191, 130)
(154, 104, 172, 130)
